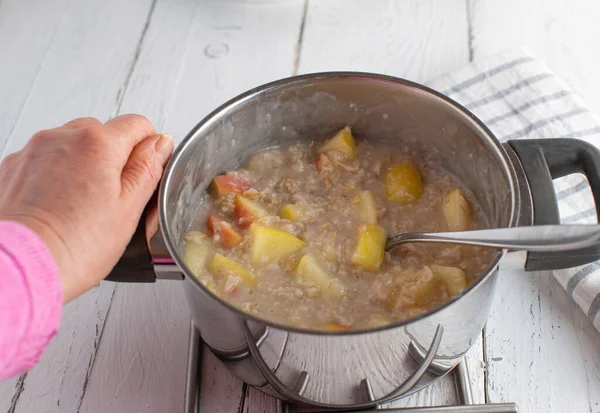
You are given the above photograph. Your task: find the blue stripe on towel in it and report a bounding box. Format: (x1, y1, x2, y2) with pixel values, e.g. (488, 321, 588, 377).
(442, 56, 535, 95)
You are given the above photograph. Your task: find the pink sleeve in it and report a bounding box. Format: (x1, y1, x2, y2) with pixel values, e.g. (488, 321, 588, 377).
(0, 221, 63, 380)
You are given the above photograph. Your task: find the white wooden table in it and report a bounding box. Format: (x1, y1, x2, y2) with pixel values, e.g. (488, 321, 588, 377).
(2, 1, 600, 412)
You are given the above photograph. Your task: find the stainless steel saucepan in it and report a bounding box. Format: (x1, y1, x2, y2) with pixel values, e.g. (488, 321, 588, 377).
(105, 73, 600, 409)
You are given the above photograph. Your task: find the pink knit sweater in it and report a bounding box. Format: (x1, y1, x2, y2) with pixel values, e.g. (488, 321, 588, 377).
(0, 221, 63, 380)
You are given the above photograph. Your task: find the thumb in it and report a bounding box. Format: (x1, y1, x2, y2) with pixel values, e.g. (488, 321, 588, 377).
(120, 133, 173, 211)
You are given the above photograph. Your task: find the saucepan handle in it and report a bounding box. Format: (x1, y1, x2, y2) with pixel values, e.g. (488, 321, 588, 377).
(105, 193, 182, 282)
(508, 138, 600, 271)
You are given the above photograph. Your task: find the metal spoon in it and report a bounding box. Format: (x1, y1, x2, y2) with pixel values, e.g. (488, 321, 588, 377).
(385, 224, 600, 252)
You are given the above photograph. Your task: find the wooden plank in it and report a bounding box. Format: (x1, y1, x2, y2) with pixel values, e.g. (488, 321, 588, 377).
(198, 349, 246, 413)
(0, 1, 79, 405)
(75, 1, 200, 409)
(0, 376, 22, 413)
(78, 282, 192, 413)
(297, 0, 470, 82)
(466, 337, 486, 405)
(0, 0, 68, 147)
(106, 0, 203, 135)
(483, 270, 600, 412)
(469, 0, 600, 115)
(154, 0, 307, 139)
(77, 0, 306, 412)
(0, 0, 156, 411)
(9, 284, 116, 413)
(243, 387, 279, 413)
(0, 0, 154, 155)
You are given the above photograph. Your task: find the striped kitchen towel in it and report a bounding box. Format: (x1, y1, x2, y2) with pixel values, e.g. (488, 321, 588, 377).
(426, 49, 600, 331)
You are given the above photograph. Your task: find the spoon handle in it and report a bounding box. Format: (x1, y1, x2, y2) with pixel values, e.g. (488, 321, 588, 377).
(385, 225, 600, 252)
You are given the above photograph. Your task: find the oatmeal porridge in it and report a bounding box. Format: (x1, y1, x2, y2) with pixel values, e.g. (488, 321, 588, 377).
(182, 126, 494, 331)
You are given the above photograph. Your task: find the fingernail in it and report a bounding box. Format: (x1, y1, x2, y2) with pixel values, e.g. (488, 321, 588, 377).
(155, 133, 173, 157)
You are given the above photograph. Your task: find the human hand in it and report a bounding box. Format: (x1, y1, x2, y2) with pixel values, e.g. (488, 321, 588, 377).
(0, 115, 173, 302)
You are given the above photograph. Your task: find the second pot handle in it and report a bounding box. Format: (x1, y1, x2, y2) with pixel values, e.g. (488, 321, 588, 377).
(508, 138, 600, 271)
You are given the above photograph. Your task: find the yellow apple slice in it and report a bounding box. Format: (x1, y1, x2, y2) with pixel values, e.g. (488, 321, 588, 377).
(321, 322, 351, 331)
(234, 195, 268, 229)
(358, 190, 378, 223)
(295, 253, 344, 298)
(208, 253, 256, 286)
(318, 126, 356, 159)
(431, 264, 468, 296)
(280, 204, 300, 221)
(250, 225, 306, 265)
(351, 223, 386, 271)
(442, 189, 471, 231)
(384, 162, 423, 203)
(183, 232, 213, 277)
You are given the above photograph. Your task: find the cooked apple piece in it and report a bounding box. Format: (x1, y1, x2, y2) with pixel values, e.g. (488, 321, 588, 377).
(365, 314, 393, 328)
(385, 281, 415, 311)
(250, 225, 306, 265)
(216, 228, 242, 249)
(196, 274, 218, 295)
(315, 153, 334, 172)
(322, 245, 338, 261)
(442, 189, 471, 231)
(384, 267, 439, 309)
(234, 195, 268, 228)
(384, 163, 423, 203)
(295, 253, 344, 298)
(211, 174, 251, 198)
(183, 232, 213, 277)
(205, 215, 220, 233)
(383, 283, 403, 311)
(318, 126, 356, 159)
(413, 266, 441, 305)
(358, 190, 378, 223)
(206, 216, 243, 248)
(245, 149, 285, 172)
(203, 282, 217, 295)
(321, 322, 351, 331)
(208, 253, 256, 286)
(351, 223, 386, 271)
(431, 264, 467, 296)
(280, 204, 300, 221)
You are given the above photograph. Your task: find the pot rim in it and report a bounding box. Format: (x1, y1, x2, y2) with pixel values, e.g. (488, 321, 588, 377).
(159, 71, 520, 336)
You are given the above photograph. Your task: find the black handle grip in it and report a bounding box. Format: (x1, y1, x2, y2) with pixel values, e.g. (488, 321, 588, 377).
(105, 203, 157, 283)
(509, 138, 600, 271)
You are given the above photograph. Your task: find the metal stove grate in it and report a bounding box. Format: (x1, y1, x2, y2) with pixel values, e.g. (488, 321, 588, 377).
(184, 323, 519, 413)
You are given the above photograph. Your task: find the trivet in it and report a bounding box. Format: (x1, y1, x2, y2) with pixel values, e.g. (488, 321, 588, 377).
(184, 322, 519, 413)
